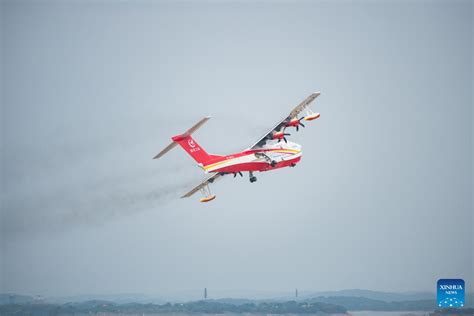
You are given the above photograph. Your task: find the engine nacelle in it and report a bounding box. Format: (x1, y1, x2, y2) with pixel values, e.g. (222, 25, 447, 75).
(272, 131, 285, 139)
(286, 118, 300, 127)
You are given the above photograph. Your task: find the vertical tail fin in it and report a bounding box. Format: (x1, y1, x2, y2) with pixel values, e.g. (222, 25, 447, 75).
(170, 134, 212, 165)
(153, 117, 214, 165)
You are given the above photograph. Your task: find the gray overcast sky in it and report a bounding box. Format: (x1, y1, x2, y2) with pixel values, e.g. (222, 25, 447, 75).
(1, 0, 472, 298)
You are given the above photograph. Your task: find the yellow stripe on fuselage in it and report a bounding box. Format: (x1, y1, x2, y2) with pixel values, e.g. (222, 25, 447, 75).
(202, 149, 301, 171)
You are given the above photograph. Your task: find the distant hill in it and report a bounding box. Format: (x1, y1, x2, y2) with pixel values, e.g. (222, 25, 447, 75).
(211, 298, 259, 305)
(308, 293, 474, 311)
(303, 289, 435, 302)
(0, 294, 34, 304)
(47, 293, 166, 304)
(1, 289, 472, 311)
(0, 300, 348, 315)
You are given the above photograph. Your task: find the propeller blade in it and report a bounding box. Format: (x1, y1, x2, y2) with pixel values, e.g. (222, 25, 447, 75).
(296, 125, 299, 132)
(239, 172, 243, 177)
(300, 122, 305, 128)
(283, 137, 288, 143)
(234, 173, 237, 178)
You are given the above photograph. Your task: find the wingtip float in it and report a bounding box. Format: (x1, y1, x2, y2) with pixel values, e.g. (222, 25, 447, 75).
(199, 195, 217, 203)
(154, 92, 322, 202)
(304, 113, 320, 121)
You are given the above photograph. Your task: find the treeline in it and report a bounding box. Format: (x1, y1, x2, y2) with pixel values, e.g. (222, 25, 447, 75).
(431, 308, 474, 315)
(0, 300, 347, 315)
(310, 296, 436, 311)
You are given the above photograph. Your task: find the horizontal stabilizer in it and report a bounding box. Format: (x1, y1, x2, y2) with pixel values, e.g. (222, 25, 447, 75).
(153, 142, 178, 159)
(153, 116, 211, 160)
(185, 116, 211, 136)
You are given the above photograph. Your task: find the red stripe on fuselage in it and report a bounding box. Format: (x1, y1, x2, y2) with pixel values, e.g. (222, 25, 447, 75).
(204, 148, 296, 165)
(212, 155, 301, 173)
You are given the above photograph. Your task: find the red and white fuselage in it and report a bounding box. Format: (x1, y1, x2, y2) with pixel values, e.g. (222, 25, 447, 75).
(201, 141, 302, 174)
(170, 133, 301, 175)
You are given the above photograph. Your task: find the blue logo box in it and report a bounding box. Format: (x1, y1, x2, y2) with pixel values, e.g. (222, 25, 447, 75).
(437, 279, 465, 308)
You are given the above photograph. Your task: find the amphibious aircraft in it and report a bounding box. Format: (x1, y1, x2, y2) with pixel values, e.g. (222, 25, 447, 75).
(154, 92, 321, 202)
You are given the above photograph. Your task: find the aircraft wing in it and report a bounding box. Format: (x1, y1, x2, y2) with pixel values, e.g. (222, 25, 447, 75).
(181, 172, 224, 198)
(248, 92, 321, 149)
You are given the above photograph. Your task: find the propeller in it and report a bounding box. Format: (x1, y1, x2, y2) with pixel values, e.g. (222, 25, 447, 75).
(233, 171, 243, 178)
(278, 133, 291, 143)
(296, 118, 305, 131)
(286, 117, 306, 132)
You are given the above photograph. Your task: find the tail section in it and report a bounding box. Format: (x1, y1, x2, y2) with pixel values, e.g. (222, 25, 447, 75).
(153, 117, 215, 165)
(171, 134, 212, 165)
